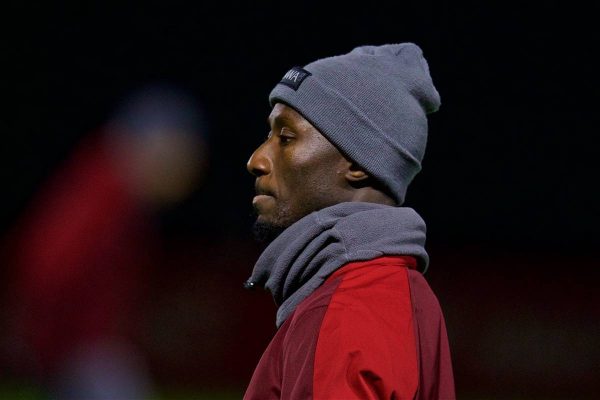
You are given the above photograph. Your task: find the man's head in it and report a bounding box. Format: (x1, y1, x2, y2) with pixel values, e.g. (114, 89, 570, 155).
(247, 103, 392, 242)
(248, 43, 440, 241)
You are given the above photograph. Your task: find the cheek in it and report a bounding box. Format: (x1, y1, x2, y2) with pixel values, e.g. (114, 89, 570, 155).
(282, 155, 324, 191)
(277, 137, 346, 203)
(297, 147, 346, 184)
(283, 158, 342, 208)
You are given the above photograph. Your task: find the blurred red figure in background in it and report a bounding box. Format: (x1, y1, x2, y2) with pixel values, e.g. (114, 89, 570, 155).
(4, 84, 207, 399)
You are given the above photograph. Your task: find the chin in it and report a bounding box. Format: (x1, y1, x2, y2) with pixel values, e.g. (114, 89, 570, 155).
(255, 213, 274, 226)
(252, 218, 288, 244)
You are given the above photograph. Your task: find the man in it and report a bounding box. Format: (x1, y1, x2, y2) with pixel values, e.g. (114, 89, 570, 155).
(244, 43, 455, 399)
(5, 84, 205, 399)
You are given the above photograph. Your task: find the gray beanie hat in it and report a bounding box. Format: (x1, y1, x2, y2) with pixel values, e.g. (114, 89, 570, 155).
(269, 43, 440, 205)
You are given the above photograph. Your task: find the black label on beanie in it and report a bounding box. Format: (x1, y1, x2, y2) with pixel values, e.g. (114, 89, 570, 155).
(278, 66, 311, 91)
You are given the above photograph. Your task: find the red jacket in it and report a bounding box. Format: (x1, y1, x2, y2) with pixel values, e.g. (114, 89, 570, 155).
(244, 256, 455, 399)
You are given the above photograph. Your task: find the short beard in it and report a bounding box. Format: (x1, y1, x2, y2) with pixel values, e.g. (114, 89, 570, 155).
(252, 220, 288, 244)
(251, 204, 293, 244)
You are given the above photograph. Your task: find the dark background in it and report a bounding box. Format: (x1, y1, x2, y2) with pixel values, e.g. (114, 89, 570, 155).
(2, 1, 598, 399)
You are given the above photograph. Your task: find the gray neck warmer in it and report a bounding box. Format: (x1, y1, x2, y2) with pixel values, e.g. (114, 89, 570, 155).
(247, 202, 428, 327)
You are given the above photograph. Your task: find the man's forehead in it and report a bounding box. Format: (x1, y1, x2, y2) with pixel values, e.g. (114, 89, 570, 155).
(268, 103, 304, 125)
(268, 102, 349, 163)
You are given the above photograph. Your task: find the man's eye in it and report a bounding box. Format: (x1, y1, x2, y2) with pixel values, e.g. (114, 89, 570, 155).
(278, 128, 295, 145)
(279, 135, 293, 144)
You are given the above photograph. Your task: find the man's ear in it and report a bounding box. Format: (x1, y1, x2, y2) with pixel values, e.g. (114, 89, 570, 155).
(345, 162, 370, 182)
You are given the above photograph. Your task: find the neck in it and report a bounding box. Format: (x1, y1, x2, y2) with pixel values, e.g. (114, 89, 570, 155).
(248, 202, 428, 327)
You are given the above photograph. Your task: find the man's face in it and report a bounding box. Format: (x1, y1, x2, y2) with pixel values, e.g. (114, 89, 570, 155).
(247, 103, 350, 238)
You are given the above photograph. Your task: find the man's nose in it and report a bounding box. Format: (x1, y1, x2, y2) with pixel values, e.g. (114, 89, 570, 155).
(247, 142, 271, 177)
